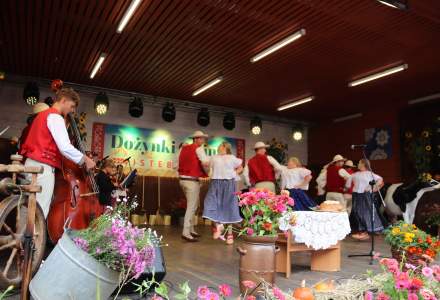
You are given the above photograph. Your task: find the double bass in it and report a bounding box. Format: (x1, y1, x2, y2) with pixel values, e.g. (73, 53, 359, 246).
(47, 113, 101, 243)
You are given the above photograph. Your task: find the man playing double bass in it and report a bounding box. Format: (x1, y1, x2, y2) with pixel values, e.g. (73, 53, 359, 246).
(20, 88, 96, 218)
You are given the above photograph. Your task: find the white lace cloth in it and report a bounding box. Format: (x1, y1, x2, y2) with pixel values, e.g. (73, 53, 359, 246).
(279, 211, 351, 250)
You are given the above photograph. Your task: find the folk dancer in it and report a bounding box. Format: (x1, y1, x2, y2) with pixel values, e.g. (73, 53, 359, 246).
(20, 88, 96, 218)
(345, 159, 384, 240)
(202, 142, 243, 245)
(325, 154, 352, 210)
(342, 160, 356, 214)
(95, 159, 118, 212)
(243, 142, 278, 193)
(178, 131, 209, 242)
(277, 157, 316, 210)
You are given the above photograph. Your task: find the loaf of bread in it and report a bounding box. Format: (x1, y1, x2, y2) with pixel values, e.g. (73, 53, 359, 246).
(319, 200, 343, 211)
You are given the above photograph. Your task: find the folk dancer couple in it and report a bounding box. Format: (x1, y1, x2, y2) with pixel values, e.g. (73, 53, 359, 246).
(178, 138, 316, 243)
(316, 155, 385, 240)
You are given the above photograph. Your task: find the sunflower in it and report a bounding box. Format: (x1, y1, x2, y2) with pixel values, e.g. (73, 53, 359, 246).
(426, 145, 432, 151)
(405, 131, 413, 139)
(422, 131, 430, 138)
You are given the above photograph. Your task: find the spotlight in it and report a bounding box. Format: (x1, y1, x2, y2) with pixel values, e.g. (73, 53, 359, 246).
(0, 71, 5, 80)
(197, 108, 210, 127)
(162, 102, 176, 122)
(250, 117, 262, 135)
(129, 97, 143, 118)
(223, 112, 235, 130)
(292, 125, 304, 141)
(23, 82, 40, 106)
(44, 96, 54, 107)
(376, 0, 408, 10)
(95, 92, 109, 115)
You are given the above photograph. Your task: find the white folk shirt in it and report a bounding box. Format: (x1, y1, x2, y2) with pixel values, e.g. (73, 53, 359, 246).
(209, 154, 242, 180)
(47, 114, 84, 164)
(280, 167, 312, 190)
(346, 170, 383, 193)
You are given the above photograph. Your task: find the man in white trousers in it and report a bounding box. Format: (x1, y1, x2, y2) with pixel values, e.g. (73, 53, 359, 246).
(20, 88, 96, 218)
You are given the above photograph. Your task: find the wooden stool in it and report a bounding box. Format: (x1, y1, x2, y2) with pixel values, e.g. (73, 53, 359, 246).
(275, 232, 341, 278)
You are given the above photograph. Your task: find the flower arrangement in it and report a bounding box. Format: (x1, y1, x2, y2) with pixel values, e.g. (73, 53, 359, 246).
(238, 189, 294, 237)
(384, 221, 440, 262)
(72, 198, 161, 297)
(135, 278, 293, 300)
(364, 257, 440, 300)
(266, 138, 288, 165)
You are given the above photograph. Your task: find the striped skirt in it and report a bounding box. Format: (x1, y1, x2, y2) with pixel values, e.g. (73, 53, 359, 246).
(352, 192, 384, 233)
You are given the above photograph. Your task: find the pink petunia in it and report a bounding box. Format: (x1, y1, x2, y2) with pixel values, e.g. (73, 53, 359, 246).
(420, 288, 437, 300)
(197, 286, 210, 299)
(408, 293, 418, 300)
(242, 280, 257, 289)
(364, 291, 373, 300)
(218, 284, 232, 297)
(245, 296, 256, 300)
(205, 292, 220, 300)
(272, 286, 286, 300)
(152, 295, 163, 300)
(376, 292, 390, 300)
(395, 279, 409, 290)
(373, 252, 381, 260)
(422, 267, 434, 278)
(246, 228, 254, 235)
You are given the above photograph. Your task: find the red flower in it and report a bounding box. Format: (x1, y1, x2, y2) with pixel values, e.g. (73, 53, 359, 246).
(263, 223, 273, 231)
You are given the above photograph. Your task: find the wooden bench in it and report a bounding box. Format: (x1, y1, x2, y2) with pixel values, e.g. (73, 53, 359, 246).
(275, 232, 341, 278)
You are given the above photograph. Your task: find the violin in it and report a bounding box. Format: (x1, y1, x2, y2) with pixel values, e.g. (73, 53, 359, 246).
(47, 113, 102, 243)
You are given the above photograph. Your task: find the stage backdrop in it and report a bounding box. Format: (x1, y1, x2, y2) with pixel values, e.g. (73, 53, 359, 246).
(92, 123, 245, 176)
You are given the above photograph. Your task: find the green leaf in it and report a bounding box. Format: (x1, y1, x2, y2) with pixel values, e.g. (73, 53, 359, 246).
(179, 281, 191, 295)
(174, 294, 189, 300)
(155, 282, 169, 299)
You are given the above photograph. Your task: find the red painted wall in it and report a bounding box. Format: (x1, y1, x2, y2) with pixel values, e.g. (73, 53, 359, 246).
(308, 102, 405, 183)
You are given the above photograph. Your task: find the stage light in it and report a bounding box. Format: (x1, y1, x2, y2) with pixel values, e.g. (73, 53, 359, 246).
(349, 64, 408, 87)
(23, 82, 39, 106)
(95, 92, 109, 115)
(376, 0, 408, 10)
(197, 108, 210, 127)
(250, 29, 306, 63)
(277, 96, 314, 111)
(250, 117, 262, 135)
(192, 77, 223, 96)
(90, 53, 107, 79)
(44, 96, 54, 107)
(0, 71, 5, 80)
(292, 125, 304, 141)
(117, 0, 142, 33)
(129, 97, 143, 118)
(223, 112, 235, 130)
(162, 102, 176, 122)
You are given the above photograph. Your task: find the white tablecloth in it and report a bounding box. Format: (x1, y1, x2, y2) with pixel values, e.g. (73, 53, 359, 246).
(279, 211, 351, 250)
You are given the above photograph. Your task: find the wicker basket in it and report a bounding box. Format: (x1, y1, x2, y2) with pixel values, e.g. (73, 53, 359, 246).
(391, 247, 430, 270)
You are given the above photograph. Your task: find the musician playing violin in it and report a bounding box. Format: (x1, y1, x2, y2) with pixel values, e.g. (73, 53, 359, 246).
(20, 88, 96, 218)
(95, 159, 118, 208)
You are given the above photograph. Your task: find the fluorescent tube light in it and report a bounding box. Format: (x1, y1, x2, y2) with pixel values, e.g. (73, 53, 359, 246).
(192, 77, 223, 96)
(277, 96, 313, 111)
(333, 113, 363, 123)
(251, 29, 306, 63)
(117, 0, 142, 33)
(90, 53, 107, 79)
(408, 93, 440, 105)
(348, 64, 408, 87)
(377, 0, 408, 10)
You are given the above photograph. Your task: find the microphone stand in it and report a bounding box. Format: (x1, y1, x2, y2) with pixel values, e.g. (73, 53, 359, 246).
(348, 147, 386, 265)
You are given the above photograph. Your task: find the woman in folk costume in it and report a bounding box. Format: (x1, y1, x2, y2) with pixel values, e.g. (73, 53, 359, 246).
(278, 157, 316, 210)
(345, 159, 384, 240)
(203, 142, 243, 245)
(243, 142, 278, 193)
(325, 154, 352, 210)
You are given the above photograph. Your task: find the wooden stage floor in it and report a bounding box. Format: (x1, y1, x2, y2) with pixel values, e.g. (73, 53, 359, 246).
(139, 225, 391, 298)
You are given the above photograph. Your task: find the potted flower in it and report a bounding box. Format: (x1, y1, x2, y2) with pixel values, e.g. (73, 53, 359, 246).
(385, 221, 440, 269)
(236, 189, 294, 293)
(29, 200, 161, 300)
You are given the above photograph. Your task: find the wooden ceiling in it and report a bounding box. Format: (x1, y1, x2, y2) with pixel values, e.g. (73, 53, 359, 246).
(1, 0, 439, 122)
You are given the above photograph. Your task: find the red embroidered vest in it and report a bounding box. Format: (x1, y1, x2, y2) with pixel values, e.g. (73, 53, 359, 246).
(248, 154, 275, 185)
(326, 164, 346, 193)
(21, 107, 63, 169)
(178, 144, 207, 178)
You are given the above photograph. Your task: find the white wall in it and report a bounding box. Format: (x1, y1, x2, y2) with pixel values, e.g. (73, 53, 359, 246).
(0, 81, 308, 163)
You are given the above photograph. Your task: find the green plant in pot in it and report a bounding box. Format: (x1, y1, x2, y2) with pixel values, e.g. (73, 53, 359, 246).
(236, 189, 294, 294)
